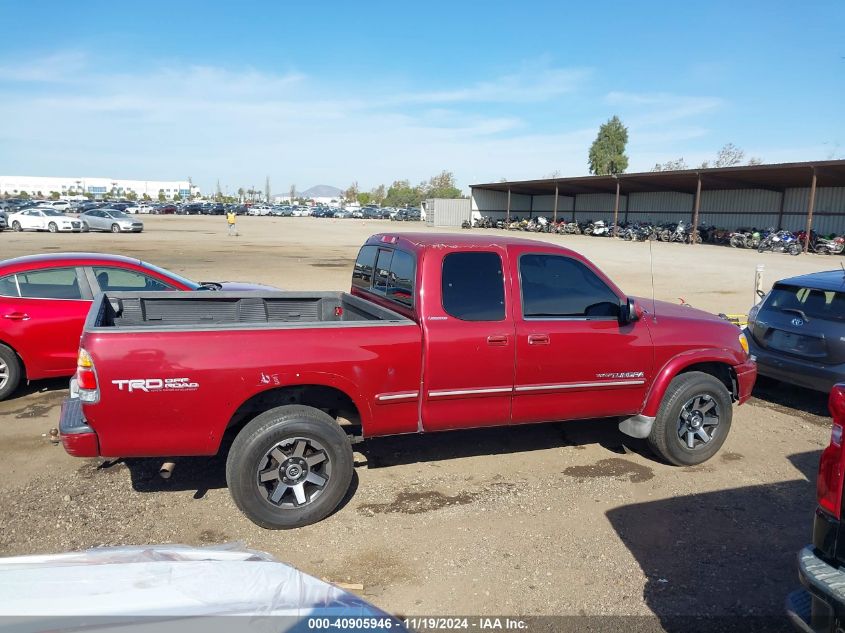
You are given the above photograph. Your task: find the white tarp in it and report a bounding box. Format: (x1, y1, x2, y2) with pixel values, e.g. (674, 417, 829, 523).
(0, 544, 402, 633)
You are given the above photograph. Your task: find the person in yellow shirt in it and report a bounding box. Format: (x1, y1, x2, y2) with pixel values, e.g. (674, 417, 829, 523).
(226, 210, 238, 236)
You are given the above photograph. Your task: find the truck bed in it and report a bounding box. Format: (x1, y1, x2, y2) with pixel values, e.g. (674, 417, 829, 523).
(90, 291, 413, 330)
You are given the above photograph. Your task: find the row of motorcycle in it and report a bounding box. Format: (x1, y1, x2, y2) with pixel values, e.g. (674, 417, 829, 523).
(461, 216, 845, 256)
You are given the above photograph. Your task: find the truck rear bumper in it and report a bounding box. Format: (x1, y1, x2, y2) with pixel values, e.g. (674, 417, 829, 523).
(59, 397, 100, 457)
(787, 546, 845, 632)
(735, 359, 757, 404)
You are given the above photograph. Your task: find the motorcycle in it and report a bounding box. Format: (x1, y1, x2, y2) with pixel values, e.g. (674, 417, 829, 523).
(757, 229, 801, 256)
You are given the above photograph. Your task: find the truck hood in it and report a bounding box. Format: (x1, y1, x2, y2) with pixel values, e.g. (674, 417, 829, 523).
(634, 297, 723, 323)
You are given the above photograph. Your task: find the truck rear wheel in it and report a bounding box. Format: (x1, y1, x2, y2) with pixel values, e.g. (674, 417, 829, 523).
(0, 344, 22, 401)
(647, 371, 732, 466)
(226, 405, 353, 529)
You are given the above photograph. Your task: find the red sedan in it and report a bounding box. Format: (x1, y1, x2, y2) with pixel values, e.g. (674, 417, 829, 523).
(0, 253, 278, 400)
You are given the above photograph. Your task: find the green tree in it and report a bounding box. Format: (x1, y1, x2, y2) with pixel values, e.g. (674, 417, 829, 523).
(126, 191, 138, 201)
(371, 184, 386, 205)
(237, 187, 245, 202)
(142, 193, 152, 201)
(158, 190, 166, 202)
(19, 191, 30, 200)
(173, 192, 182, 202)
(384, 180, 422, 208)
(344, 182, 359, 203)
(49, 191, 60, 200)
(423, 170, 462, 198)
(357, 192, 372, 206)
(588, 115, 629, 175)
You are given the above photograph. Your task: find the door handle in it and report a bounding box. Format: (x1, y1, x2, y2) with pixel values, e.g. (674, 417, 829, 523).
(3, 312, 30, 321)
(487, 335, 508, 346)
(528, 334, 550, 345)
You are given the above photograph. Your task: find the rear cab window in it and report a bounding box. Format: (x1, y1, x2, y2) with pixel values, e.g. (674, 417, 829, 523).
(352, 244, 416, 309)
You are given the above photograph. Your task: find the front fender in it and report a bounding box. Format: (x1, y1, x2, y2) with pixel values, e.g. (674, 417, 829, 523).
(641, 348, 744, 418)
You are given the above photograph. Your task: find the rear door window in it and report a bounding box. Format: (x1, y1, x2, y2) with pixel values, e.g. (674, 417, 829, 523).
(442, 252, 505, 321)
(15, 268, 83, 300)
(0, 275, 19, 297)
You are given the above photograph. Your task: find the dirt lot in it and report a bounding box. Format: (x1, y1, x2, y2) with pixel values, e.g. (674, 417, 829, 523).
(0, 215, 838, 628)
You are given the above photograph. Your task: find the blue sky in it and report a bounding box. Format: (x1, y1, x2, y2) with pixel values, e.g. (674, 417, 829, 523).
(0, 0, 842, 194)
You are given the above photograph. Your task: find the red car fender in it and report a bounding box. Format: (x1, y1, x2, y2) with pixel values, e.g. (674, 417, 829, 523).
(641, 348, 745, 418)
(216, 370, 374, 447)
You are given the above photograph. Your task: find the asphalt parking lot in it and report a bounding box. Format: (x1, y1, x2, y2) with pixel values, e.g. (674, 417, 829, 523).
(0, 215, 837, 628)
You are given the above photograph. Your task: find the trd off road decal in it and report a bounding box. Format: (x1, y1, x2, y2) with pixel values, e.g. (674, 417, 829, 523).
(111, 378, 199, 393)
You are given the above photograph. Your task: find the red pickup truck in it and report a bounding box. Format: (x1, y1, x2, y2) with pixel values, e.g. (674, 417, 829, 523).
(59, 233, 756, 528)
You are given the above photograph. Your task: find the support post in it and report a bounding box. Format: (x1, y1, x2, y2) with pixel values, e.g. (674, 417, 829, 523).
(804, 168, 818, 253)
(612, 179, 620, 238)
(776, 190, 786, 230)
(553, 185, 559, 223)
(691, 174, 702, 245)
(506, 188, 511, 224)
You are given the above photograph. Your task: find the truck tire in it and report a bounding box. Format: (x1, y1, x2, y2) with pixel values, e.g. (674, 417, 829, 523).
(0, 344, 22, 401)
(647, 371, 732, 466)
(226, 405, 353, 529)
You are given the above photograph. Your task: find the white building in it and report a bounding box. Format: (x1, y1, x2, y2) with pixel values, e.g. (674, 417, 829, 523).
(0, 176, 201, 200)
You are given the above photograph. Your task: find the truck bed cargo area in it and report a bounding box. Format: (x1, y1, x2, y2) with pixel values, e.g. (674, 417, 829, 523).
(94, 291, 411, 328)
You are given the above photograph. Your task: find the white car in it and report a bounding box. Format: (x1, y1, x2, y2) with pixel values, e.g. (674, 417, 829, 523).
(8, 208, 83, 232)
(42, 200, 72, 212)
(125, 204, 153, 214)
(249, 204, 272, 216)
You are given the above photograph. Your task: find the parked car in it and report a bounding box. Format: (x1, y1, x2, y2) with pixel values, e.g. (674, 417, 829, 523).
(787, 384, 845, 630)
(8, 208, 83, 232)
(0, 253, 280, 400)
(155, 203, 177, 215)
(80, 209, 144, 233)
(42, 200, 72, 213)
(0, 214, 6, 231)
(249, 204, 272, 216)
(58, 233, 755, 529)
(333, 209, 352, 218)
(745, 270, 845, 392)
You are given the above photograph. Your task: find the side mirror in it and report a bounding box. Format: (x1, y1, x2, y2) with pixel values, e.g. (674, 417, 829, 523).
(620, 298, 641, 324)
(756, 289, 766, 299)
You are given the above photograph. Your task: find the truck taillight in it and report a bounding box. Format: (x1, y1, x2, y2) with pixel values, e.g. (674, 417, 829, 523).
(76, 349, 99, 403)
(818, 385, 845, 517)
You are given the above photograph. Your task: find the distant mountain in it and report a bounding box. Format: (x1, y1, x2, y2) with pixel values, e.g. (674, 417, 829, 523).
(300, 184, 343, 199)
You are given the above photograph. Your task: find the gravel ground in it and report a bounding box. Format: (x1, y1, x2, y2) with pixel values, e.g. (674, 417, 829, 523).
(0, 216, 837, 629)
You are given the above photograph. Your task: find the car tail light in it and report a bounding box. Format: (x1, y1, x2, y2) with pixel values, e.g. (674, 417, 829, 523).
(818, 385, 845, 517)
(76, 348, 99, 403)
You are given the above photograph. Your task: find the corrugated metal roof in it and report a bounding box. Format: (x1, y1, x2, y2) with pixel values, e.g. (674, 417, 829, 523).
(472, 160, 845, 196)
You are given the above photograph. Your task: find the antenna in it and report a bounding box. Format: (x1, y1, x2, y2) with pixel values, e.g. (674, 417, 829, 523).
(649, 237, 657, 321)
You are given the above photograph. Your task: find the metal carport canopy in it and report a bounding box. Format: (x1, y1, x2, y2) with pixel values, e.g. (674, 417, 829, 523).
(471, 159, 845, 195)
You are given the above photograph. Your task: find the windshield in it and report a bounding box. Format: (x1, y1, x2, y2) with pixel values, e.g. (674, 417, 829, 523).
(766, 284, 845, 323)
(42, 209, 64, 217)
(140, 261, 201, 290)
(107, 210, 129, 218)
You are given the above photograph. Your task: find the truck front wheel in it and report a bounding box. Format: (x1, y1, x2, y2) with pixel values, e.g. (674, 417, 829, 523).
(226, 405, 353, 529)
(647, 371, 732, 466)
